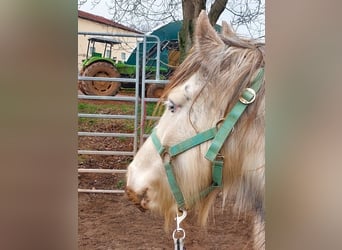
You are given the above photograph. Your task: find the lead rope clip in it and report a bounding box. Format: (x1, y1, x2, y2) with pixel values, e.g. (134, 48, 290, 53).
(172, 209, 187, 250)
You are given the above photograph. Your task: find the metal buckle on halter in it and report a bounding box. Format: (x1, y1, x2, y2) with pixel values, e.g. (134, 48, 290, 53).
(239, 88, 256, 104)
(215, 153, 224, 161)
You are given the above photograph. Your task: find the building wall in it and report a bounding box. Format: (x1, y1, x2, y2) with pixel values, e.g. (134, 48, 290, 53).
(78, 18, 141, 70)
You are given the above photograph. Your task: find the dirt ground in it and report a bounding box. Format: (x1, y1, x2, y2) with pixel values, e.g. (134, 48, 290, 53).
(78, 98, 254, 249)
(78, 193, 254, 250)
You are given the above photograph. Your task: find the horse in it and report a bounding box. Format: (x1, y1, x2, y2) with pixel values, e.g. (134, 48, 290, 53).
(126, 10, 265, 249)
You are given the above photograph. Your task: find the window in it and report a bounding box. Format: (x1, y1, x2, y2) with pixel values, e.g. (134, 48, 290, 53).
(105, 49, 111, 58)
(89, 46, 95, 56)
(121, 52, 126, 61)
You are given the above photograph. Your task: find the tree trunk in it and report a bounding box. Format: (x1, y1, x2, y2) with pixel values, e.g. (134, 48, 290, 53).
(179, 0, 206, 62)
(178, 0, 228, 62)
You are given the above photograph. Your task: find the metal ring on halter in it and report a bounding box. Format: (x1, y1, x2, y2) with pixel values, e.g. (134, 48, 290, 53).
(161, 148, 171, 162)
(215, 118, 225, 130)
(215, 118, 234, 134)
(239, 88, 256, 104)
(172, 228, 186, 240)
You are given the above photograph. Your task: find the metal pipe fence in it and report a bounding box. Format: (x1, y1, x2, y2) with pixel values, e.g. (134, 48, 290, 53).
(78, 32, 168, 194)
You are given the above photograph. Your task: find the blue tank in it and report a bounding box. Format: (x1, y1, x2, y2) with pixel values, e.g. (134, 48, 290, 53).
(125, 21, 221, 76)
(126, 21, 182, 71)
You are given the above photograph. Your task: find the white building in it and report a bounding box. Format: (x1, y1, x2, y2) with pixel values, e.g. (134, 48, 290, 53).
(78, 10, 142, 69)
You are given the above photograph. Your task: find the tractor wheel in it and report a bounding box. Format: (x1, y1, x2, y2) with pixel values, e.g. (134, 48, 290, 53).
(80, 61, 121, 96)
(78, 68, 88, 94)
(146, 84, 165, 98)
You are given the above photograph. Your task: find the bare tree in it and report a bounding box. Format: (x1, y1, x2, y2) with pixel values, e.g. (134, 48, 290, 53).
(179, 0, 206, 61)
(78, 0, 264, 59)
(78, 0, 182, 32)
(226, 0, 265, 39)
(177, 0, 264, 60)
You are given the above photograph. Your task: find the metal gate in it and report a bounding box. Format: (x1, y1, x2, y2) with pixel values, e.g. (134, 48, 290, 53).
(77, 32, 168, 193)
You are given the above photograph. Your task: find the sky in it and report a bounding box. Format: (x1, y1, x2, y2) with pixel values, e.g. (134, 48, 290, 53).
(78, 0, 265, 39)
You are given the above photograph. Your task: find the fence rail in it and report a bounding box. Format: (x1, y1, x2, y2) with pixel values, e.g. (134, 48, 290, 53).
(78, 32, 168, 194)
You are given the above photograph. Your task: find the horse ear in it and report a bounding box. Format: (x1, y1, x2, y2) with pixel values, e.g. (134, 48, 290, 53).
(221, 21, 235, 37)
(194, 10, 224, 51)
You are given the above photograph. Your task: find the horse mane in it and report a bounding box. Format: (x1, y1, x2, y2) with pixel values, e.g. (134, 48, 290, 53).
(162, 32, 265, 101)
(156, 30, 264, 145)
(126, 11, 266, 248)
(157, 18, 266, 226)
(159, 30, 265, 130)
(148, 13, 265, 234)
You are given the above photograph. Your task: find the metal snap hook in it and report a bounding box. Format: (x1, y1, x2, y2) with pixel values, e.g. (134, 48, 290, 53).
(175, 208, 187, 230)
(172, 206, 187, 249)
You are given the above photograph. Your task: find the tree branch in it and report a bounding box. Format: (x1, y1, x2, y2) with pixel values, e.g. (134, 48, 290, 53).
(208, 0, 228, 26)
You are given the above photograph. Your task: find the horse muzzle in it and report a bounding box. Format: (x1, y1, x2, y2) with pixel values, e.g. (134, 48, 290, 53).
(125, 186, 149, 212)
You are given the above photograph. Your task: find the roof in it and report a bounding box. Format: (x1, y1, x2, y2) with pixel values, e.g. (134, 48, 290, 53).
(88, 37, 121, 45)
(78, 10, 143, 34)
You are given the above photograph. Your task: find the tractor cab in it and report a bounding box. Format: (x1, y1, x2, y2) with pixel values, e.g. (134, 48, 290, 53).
(79, 37, 123, 96)
(85, 37, 121, 64)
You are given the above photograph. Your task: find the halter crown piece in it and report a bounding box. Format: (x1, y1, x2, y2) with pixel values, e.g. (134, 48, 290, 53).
(151, 68, 264, 209)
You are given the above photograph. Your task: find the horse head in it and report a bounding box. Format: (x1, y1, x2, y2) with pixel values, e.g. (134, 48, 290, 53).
(126, 10, 265, 231)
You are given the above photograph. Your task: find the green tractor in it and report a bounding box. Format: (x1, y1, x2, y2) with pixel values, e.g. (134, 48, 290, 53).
(78, 21, 183, 97)
(78, 37, 122, 96)
(78, 36, 178, 97)
(78, 21, 222, 97)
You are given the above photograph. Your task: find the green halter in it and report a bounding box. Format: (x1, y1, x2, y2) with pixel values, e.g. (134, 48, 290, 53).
(150, 68, 264, 209)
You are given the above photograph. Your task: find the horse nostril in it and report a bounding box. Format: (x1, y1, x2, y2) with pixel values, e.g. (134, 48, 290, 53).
(125, 186, 138, 203)
(140, 199, 148, 210)
(125, 186, 149, 212)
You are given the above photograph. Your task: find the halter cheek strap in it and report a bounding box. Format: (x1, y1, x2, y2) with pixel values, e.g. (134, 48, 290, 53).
(151, 128, 217, 208)
(205, 68, 264, 161)
(150, 68, 264, 209)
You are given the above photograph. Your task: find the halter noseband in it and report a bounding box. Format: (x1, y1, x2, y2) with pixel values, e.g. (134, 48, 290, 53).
(151, 68, 264, 209)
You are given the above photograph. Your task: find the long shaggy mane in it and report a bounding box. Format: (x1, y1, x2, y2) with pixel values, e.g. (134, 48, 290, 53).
(159, 13, 265, 229)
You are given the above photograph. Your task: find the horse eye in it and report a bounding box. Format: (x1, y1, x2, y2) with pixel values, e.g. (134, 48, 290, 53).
(165, 100, 176, 113)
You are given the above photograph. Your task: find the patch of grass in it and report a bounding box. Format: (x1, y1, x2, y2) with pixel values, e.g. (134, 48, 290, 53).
(78, 118, 96, 125)
(78, 155, 88, 163)
(119, 104, 131, 113)
(123, 121, 135, 131)
(78, 102, 98, 113)
(78, 101, 136, 127)
(117, 136, 128, 142)
(78, 101, 163, 134)
(116, 179, 125, 189)
(78, 101, 160, 118)
(145, 102, 157, 116)
(78, 101, 135, 114)
(142, 102, 163, 133)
